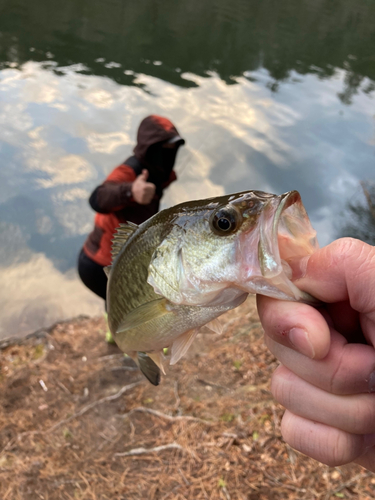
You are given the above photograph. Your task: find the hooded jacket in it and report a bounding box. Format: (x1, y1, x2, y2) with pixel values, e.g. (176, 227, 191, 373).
(83, 115, 185, 267)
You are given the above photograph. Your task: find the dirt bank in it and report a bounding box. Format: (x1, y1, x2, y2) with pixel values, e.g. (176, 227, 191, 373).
(0, 297, 373, 499)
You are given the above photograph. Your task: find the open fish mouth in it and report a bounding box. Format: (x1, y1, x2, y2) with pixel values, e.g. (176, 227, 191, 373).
(257, 191, 319, 303)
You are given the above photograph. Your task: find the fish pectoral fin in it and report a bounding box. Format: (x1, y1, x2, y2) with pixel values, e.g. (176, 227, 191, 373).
(116, 298, 172, 334)
(103, 266, 111, 278)
(170, 329, 198, 365)
(205, 318, 223, 335)
(136, 352, 161, 386)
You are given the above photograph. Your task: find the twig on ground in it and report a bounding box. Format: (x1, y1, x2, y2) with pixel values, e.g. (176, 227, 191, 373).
(47, 381, 142, 433)
(0, 440, 12, 456)
(323, 470, 373, 500)
(114, 443, 184, 457)
(98, 354, 125, 362)
(97, 426, 119, 451)
(178, 468, 190, 486)
(196, 378, 228, 390)
(173, 380, 181, 415)
(51, 479, 84, 488)
(53, 378, 72, 395)
(128, 418, 136, 442)
(121, 406, 211, 425)
(16, 381, 142, 443)
(222, 486, 231, 500)
(263, 471, 307, 494)
(199, 479, 209, 499)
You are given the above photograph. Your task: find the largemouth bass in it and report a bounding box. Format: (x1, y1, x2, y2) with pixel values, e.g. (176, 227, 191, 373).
(106, 190, 318, 385)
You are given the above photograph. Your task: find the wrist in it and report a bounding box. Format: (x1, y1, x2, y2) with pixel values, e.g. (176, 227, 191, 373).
(121, 182, 134, 202)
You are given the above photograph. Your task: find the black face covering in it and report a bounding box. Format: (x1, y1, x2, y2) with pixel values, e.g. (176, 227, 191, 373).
(145, 142, 181, 192)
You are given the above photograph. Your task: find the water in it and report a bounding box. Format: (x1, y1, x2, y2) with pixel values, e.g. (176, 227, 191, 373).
(0, 0, 374, 338)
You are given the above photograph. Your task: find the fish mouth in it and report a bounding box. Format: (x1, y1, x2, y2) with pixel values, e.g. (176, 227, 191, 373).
(258, 191, 319, 303)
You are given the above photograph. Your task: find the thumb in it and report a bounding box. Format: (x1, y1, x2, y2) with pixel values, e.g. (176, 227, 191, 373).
(295, 238, 375, 346)
(139, 169, 149, 182)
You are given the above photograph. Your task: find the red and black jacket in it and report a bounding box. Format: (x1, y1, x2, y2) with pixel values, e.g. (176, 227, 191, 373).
(83, 115, 184, 267)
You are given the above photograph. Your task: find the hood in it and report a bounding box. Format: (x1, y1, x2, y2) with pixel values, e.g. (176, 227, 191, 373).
(133, 115, 185, 191)
(133, 115, 185, 162)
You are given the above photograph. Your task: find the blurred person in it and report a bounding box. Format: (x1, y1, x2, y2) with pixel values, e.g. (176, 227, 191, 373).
(257, 237, 375, 472)
(78, 115, 185, 304)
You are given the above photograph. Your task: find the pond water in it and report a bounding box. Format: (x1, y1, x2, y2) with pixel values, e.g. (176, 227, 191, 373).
(0, 0, 374, 338)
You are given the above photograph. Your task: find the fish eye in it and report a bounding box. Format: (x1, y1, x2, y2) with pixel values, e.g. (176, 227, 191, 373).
(210, 206, 241, 236)
(217, 217, 231, 231)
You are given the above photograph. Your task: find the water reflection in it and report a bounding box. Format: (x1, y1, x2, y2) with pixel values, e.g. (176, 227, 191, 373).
(338, 181, 375, 245)
(0, 253, 103, 338)
(0, 0, 374, 338)
(1, 0, 375, 98)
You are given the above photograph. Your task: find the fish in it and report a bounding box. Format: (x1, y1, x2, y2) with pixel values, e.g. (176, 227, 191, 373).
(105, 190, 318, 385)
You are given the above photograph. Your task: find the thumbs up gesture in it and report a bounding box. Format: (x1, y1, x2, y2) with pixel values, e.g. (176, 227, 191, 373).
(131, 169, 156, 205)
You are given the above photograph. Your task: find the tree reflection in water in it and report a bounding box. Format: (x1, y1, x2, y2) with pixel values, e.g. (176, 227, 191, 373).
(0, 0, 375, 101)
(338, 180, 375, 245)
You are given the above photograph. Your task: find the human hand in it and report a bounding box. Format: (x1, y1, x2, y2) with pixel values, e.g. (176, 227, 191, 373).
(257, 238, 375, 471)
(131, 169, 156, 205)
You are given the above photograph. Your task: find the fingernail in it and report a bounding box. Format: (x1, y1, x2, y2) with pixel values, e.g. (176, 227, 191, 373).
(369, 371, 375, 393)
(288, 328, 315, 359)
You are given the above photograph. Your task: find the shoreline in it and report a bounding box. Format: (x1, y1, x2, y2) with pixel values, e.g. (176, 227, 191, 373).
(1, 298, 371, 499)
(0, 314, 93, 350)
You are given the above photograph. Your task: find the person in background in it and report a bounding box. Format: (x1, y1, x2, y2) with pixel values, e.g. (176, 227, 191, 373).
(257, 237, 375, 472)
(78, 115, 185, 306)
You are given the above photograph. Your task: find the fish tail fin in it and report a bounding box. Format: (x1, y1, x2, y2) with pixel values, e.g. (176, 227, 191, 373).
(136, 352, 161, 386)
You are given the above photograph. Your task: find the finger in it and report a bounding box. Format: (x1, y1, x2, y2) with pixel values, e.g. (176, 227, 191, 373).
(265, 330, 375, 394)
(324, 300, 362, 342)
(280, 410, 367, 467)
(144, 184, 156, 201)
(296, 238, 375, 345)
(139, 169, 149, 181)
(272, 365, 375, 434)
(143, 194, 153, 204)
(355, 442, 375, 471)
(140, 194, 153, 205)
(257, 295, 330, 359)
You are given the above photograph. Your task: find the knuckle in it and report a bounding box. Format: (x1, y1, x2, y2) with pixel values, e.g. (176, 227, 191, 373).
(351, 397, 375, 434)
(331, 237, 364, 259)
(270, 368, 294, 407)
(332, 238, 375, 289)
(329, 351, 346, 394)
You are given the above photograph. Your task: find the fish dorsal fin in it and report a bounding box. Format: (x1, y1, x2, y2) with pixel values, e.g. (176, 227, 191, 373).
(170, 329, 198, 365)
(116, 298, 172, 334)
(111, 222, 138, 261)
